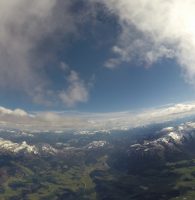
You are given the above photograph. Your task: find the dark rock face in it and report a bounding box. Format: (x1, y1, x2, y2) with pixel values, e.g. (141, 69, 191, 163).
(127, 123, 195, 171)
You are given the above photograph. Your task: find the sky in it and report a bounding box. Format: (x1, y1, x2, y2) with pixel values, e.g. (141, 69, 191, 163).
(1, 0, 195, 127)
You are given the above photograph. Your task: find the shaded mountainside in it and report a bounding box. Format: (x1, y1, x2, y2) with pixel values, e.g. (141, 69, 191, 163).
(127, 122, 195, 171)
(1, 122, 195, 199)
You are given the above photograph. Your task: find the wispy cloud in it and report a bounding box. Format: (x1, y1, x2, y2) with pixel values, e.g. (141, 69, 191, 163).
(3, 0, 195, 108)
(0, 0, 90, 107)
(59, 66, 90, 107)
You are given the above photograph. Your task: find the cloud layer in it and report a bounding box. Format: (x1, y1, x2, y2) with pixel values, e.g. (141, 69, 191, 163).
(0, 103, 195, 132)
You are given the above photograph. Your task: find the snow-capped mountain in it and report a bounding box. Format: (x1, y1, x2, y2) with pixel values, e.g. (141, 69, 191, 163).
(1, 121, 195, 159)
(0, 138, 38, 155)
(128, 122, 195, 160)
(86, 141, 107, 149)
(0, 137, 108, 156)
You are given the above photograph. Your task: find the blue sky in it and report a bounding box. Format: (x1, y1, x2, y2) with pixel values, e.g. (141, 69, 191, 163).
(1, 0, 195, 113)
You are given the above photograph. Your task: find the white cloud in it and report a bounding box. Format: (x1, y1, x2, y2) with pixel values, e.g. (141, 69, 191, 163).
(59, 69, 90, 107)
(3, 0, 195, 108)
(135, 103, 195, 125)
(0, 0, 89, 107)
(0, 102, 195, 132)
(0, 107, 27, 117)
(96, 0, 195, 84)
